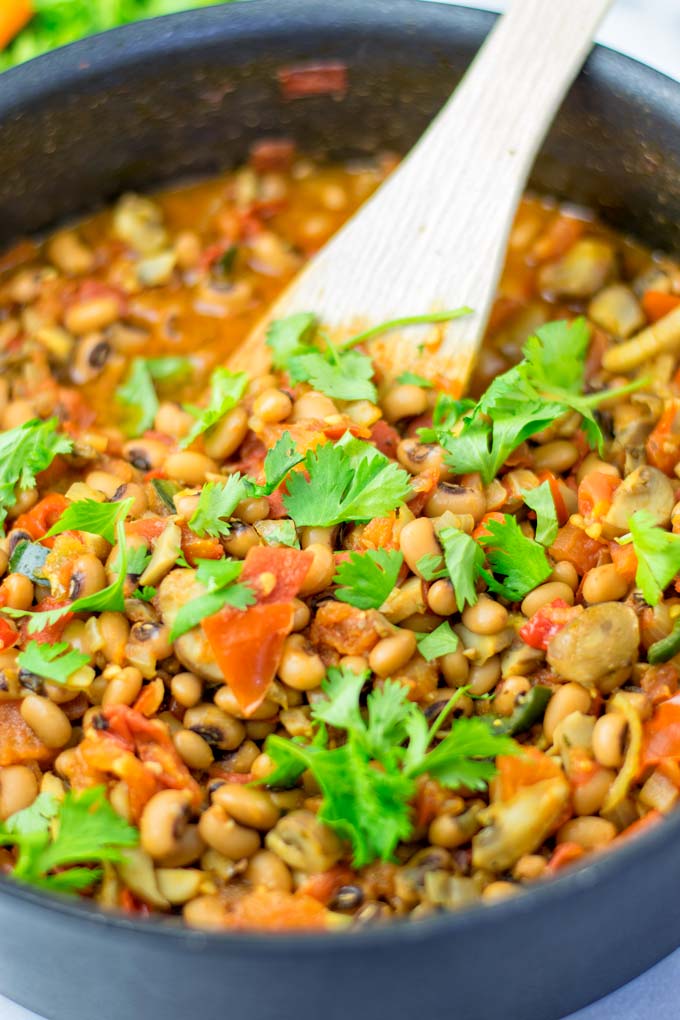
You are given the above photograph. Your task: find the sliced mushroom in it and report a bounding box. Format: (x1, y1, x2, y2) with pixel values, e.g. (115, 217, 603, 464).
(602, 465, 674, 537)
(139, 521, 182, 587)
(265, 810, 342, 872)
(547, 602, 639, 689)
(454, 623, 515, 665)
(501, 638, 545, 678)
(381, 577, 427, 624)
(538, 239, 616, 298)
(588, 283, 645, 339)
(472, 774, 570, 872)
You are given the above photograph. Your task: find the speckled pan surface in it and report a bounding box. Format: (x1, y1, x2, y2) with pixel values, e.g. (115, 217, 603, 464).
(1, 3, 680, 1019)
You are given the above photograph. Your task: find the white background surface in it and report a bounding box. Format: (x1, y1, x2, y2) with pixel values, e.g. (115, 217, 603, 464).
(1, 1, 679, 1018)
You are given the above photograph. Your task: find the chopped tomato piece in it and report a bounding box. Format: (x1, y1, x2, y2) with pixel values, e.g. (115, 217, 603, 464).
(203, 601, 295, 716)
(641, 290, 680, 323)
(609, 540, 638, 583)
(646, 401, 680, 476)
(0, 701, 52, 767)
(14, 493, 69, 541)
(125, 518, 166, 542)
(472, 511, 506, 542)
(519, 599, 583, 650)
(0, 0, 33, 49)
(497, 747, 563, 802)
(547, 842, 585, 874)
(21, 596, 73, 645)
(531, 214, 585, 263)
(277, 62, 348, 101)
(297, 865, 356, 905)
(641, 695, 680, 770)
(0, 618, 18, 652)
(550, 522, 606, 574)
(310, 601, 381, 660)
(577, 471, 620, 522)
(133, 678, 165, 718)
(356, 512, 402, 552)
(179, 523, 223, 565)
(239, 545, 313, 604)
(224, 889, 330, 930)
(370, 419, 400, 459)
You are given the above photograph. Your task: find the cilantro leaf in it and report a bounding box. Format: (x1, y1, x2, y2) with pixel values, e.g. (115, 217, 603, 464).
(333, 549, 403, 609)
(283, 433, 412, 528)
(396, 371, 433, 388)
(266, 312, 318, 369)
(416, 553, 447, 581)
(288, 348, 377, 402)
(439, 526, 484, 610)
(620, 510, 680, 606)
(169, 558, 256, 639)
(188, 476, 247, 538)
(416, 621, 459, 661)
(0, 419, 72, 531)
(522, 480, 559, 547)
(251, 432, 305, 496)
(478, 514, 552, 601)
(134, 585, 157, 602)
(254, 520, 300, 548)
(116, 357, 192, 437)
(45, 497, 133, 543)
(522, 318, 590, 394)
(181, 367, 248, 449)
(17, 641, 90, 686)
(0, 787, 138, 894)
(264, 673, 518, 868)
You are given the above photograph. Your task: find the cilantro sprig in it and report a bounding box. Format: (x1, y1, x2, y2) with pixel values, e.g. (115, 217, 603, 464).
(522, 481, 559, 547)
(478, 515, 552, 601)
(416, 621, 459, 661)
(619, 510, 680, 606)
(169, 558, 256, 639)
(45, 496, 133, 543)
(188, 476, 248, 539)
(283, 433, 412, 527)
(116, 356, 193, 437)
(333, 549, 403, 610)
(17, 641, 90, 686)
(263, 668, 518, 867)
(0, 419, 72, 532)
(181, 367, 248, 449)
(0, 788, 138, 895)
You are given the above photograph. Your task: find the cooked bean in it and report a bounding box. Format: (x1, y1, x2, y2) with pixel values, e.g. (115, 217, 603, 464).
(65, 295, 120, 335)
(532, 440, 579, 474)
(291, 391, 338, 421)
(250, 752, 276, 782)
(397, 438, 447, 477)
(164, 451, 217, 485)
(68, 554, 107, 600)
(233, 496, 270, 524)
(468, 655, 501, 696)
(212, 784, 280, 830)
(265, 809, 342, 872)
(291, 597, 311, 631)
(102, 666, 143, 707)
(300, 526, 336, 549)
(297, 543, 334, 596)
(183, 895, 230, 930)
(154, 402, 193, 440)
(521, 581, 574, 618)
(382, 384, 428, 423)
(253, 388, 293, 423)
(278, 634, 326, 691)
(20, 695, 72, 748)
(339, 655, 370, 675)
(198, 804, 260, 859)
(123, 437, 168, 472)
(493, 676, 531, 716)
(47, 231, 95, 275)
(512, 854, 547, 882)
(572, 766, 616, 816)
(140, 789, 193, 860)
(543, 683, 592, 743)
(0, 765, 38, 820)
(203, 406, 249, 460)
(557, 816, 617, 850)
(482, 881, 520, 903)
(549, 561, 579, 590)
(582, 564, 629, 604)
(440, 648, 470, 686)
(399, 517, 443, 576)
(183, 704, 245, 750)
(462, 595, 508, 635)
(215, 685, 278, 720)
(0, 573, 34, 611)
(245, 850, 293, 892)
(426, 579, 457, 616)
(592, 712, 628, 768)
(425, 482, 486, 522)
(369, 630, 417, 677)
(173, 729, 214, 770)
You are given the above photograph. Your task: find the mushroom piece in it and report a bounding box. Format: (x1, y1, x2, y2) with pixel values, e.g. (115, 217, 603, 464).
(472, 774, 571, 872)
(454, 623, 515, 666)
(265, 810, 343, 873)
(547, 602, 639, 689)
(139, 521, 182, 587)
(602, 465, 674, 538)
(587, 283, 645, 339)
(538, 239, 616, 298)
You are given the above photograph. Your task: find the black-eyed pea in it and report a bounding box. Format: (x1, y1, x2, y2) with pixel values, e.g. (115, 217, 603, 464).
(0, 573, 34, 611)
(173, 730, 213, 767)
(124, 438, 169, 472)
(154, 402, 193, 440)
(290, 598, 310, 632)
(198, 804, 260, 859)
(397, 438, 447, 477)
(245, 849, 292, 892)
(543, 683, 592, 743)
(278, 635, 325, 691)
(249, 752, 277, 782)
(183, 894, 230, 929)
(521, 581, 574, 618)
(426, 579, 457, 616)
(98, 612, 130, 665)
(298, 543, 334, 596)
(222, 521, 261, 559)
(300, 526, 336, 550)
(2, 400, 36, 431)
(68, 554, 107, 600)
(468, 655, 501, 696)
(203, 406, 249, 460)
(20, 695, 72, 748)
(572, 766, 616, 816)
(140, 789, 194, 860)
(47, 231, 95, 275)
(233, 496, 270, 525)
(512, 854, 547, 882)
(399, 517, 443, 576)
(482, 881, 520, 903)
(183, 703, 245, 750)
(265, 809, 342, 872)
(577, 454, 621, 485)
(64, 294, 120, 335)
(214, 685, 278, 720)
(550, 561, 579, 590)
(164, 451, 217, 486)
(252, 388, 293, 424)
(369, 630, 417, 677)
(425, 482, 486, 522)
(493, 676, 531, 716)
(557, 816, 617, 850)
(532, 440, 580, 474)
(291, 391, 338, 421)
(592, 712, 627, 769)
(462, 595, 508, 635)
(582, 564, 629, 604)
(339, 655, 369, 675)
(381, 384, 429, 423)
(0, 765, 38, 820)
(212, 784, 280, 830)
(86, 470, 124, 499)
(112, 481, 148, 518)
(441, 648, 470, 687)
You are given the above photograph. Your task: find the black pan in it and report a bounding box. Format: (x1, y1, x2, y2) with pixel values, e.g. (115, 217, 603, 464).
(1, 3, 680, 1019)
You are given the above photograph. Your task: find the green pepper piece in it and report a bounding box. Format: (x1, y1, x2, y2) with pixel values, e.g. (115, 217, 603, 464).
(648, 619, 680, 665)
(8, 540, 49, 585)
(487, 685, 553, 736)
(151, 478, 181, 513)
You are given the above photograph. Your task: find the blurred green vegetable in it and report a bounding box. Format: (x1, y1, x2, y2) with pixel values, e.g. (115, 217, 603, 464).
(0, 0, 232, 71)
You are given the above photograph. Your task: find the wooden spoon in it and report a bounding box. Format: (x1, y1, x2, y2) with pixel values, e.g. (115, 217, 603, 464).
(229, 0, 613, 390)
